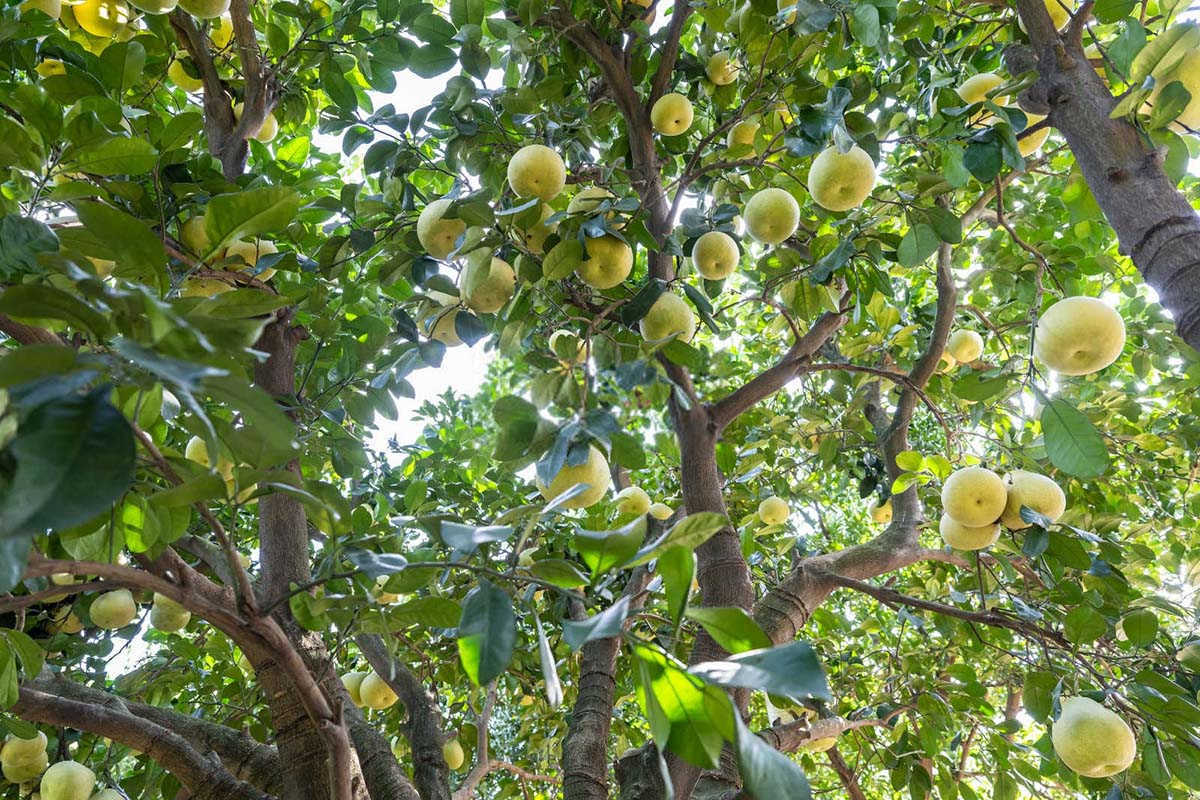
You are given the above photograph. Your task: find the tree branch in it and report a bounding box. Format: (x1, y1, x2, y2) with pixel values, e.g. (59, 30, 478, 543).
(355, 634, 451, 800)
(709, 303, 849, 430)
(648, 2, 693, 105)
(826, 746, 867, 800)
(0, 313, 65, 346)
(14, 684, 273, 800)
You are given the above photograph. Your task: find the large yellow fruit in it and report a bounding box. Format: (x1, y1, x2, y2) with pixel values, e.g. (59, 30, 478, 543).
(36, 59, 67, 77)
(1034, 296, 1125, 375)
(341, 671, 368, 707)
(807, 146, 876, 212)
(744, 187, 799, 245)
(372, 576, 399, 604)
(956, 73, 1007, 124)
(130, 0, 177, 15)
(417, 198, 467, 260)
(870, 498, 892, 525)
(178, 0, 228, 17)
(1018, 112, 1051, 157)
(648, 502, 673, 520)
(149, 593, 190, 632)
(233, 103, 278, 143)
(442, 739, 465, 771)
(939, 515, 1001, 550)
(510, 203, 557, 254)
(946, 330, 984, 363)
(614, 486, 651, 515)
(726, 119, 760, 149)
(20, 0, 61, 19)
(650, 92, 694, 136)
(168, 61, 204, 92)
(1051, 696, 1135, 778)
(90, 789, 124, 800)
(538, 444, 612, 509)
(225, 239, 278, 280)
(639, 292, 695, 343)
(1020, 0, 1072, 31)
(507, 144, 566, 202)
(185, 435, 234, 481)
(74, 0, 131, 37)
(568, 187, 616, 216)
(576, 235, 633, 290)
(359, 672, 399, 710)
(180, 278, 232, 297)
(91, 589, 137, 630)
(461, 253, 515, 314)
(802, 735, 838, 753)
(691, 231, 739, 280)
(40, 761, 95, 800)
(758, 496, 788, 525)
(428, 308, 463, 347)
(941, 466, 1007, 527)
(180, 216, 211, 255)
(2, 732, 48, 784)
(706, 51, 738, 85)
(1000, 470, 1065, 529)
(210, 15, 234, 49)
(49, 609, 83, 635)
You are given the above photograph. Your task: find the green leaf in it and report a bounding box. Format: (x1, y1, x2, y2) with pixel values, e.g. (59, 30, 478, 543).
(626, 512, 727, 567)
(1119, 608, 1158, 647)
(894, 450, 923, 472)
(0, 387, 134, 538)
(659, 546, 694, 625)
(963, 136, 1002, 183)
(897, 223, 939, 266)
(691, 641, 830, 701)
(409, 44, 458, 78)
(635, 645, 735, 769)
(1094, 0, 1137, 23)
(1063, 605, 1107, 644)
(67, 136, 158, 175)
(563, 595, 631, 650)
(685, 607, 772, 654)
(1041, 399, 1109, 477)
(457, 580, 516, 685)
(0, 285, 109, 340)
(73, 201, 167, 286)
(0, 215, 57, 276)
(1130, 22, 1200, 84)
(1022, 670, 1059, 722)
(735, 713, 813, 800)
(440, 522, 513, 553)
(385, 596, 461, 628)
(952, 373, 1009, 402)
(575, 515, 646, 577)
(204, 187, 301, 254)
(1, 630, 42, 681)
(528, 558, 589, 589)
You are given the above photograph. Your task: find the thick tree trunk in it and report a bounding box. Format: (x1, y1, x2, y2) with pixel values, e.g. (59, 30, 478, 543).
(1014, 0, 1200, 351)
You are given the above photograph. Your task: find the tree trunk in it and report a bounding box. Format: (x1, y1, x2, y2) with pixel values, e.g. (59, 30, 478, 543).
(1014, 0, 1200, 351)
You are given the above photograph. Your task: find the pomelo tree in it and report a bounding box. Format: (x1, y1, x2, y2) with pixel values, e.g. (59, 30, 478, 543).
(1, 0, 1200, 798)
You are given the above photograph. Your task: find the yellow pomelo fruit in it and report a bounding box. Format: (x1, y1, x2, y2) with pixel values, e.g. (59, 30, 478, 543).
(941, 466, 1006, 527)
(461, 253, 515, 314)
(442, 739, 465, 771)
(1000, 470, 1065, 530)
(74, 0, 131, 37)
(178, 0, 228, 17)
(744, 187, 799, 245)
(428, 308, 463, 347)
(1018, 113, 1051, 157)
(870, 498, 892, 524)
(726, 119, 760, 149)
(1034, 296, 1125, 376)
(808, 145, 876, 212)
(648, 502, 673, 520)
(576, 235, 633, 290)
(417, 198, 467, 260)
(639, 292, 695, 343)
(507, 144, 566, 202)
(91, 589, 137, 630)
(149, 593, 190, 632)
(706, 51, 738, 85)
(650, 92, 694, 136)
(758, 496, 788, 525)
(614, 486, 651, 515)
(210, 15, 234, 49)
(946, 330, 984, 363)
(691, 230, 739, 280)
(40, 761, 95, 800)
(359, 672, 399, 710)
(956, 73, 1008, 124)
(537, 444, 611, 509)
(342, 671, 367, 707)
(939, 515, 1001, 550)
(1051, 696, 1135, 778)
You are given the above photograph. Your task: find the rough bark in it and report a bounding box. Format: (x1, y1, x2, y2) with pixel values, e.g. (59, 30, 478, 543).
(14, 686, 273, 800)
(29, 673, 282, 793)
(561, 569, 651, 800)
(1014, 0, 1200, 351)
(356, 634, 450, 800)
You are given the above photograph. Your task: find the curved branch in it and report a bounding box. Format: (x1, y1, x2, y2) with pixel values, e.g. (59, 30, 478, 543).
(355, 634, 450, 800)
(0, 313, 65, 345)
(14, 685, 273, 800)
(648, 2, 694, 105)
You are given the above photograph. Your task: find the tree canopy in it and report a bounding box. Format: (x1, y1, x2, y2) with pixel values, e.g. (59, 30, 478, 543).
(2, 0, 1200, 799)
